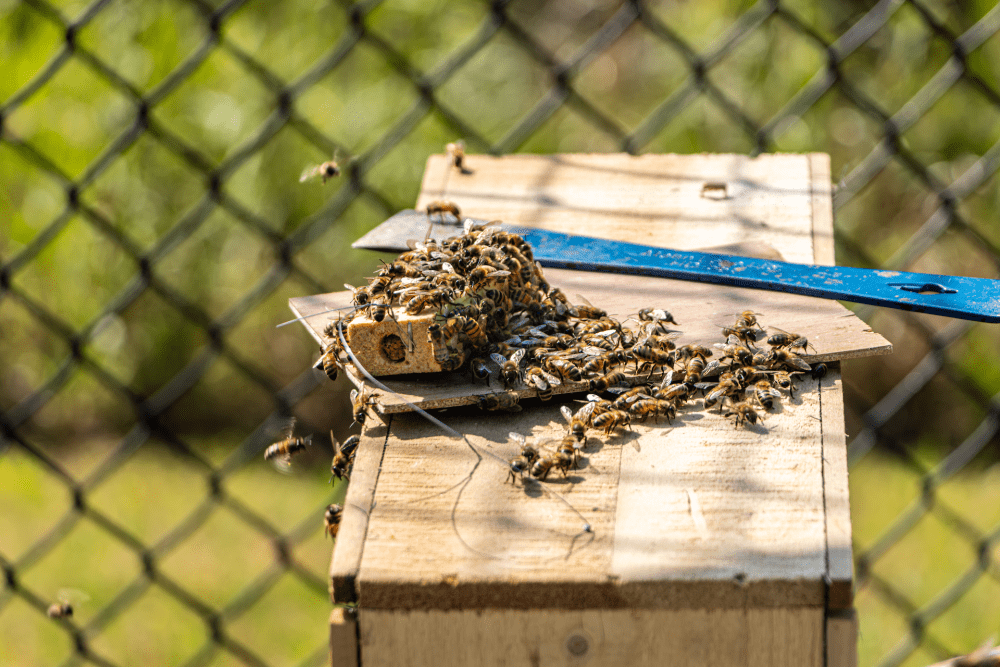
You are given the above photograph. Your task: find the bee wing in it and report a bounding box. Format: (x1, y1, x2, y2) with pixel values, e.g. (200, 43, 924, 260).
(585, 394, 603, 403)
(508, 432, 526, 447)
(489, 352, 507, 367)
(560, 405, 574, 424)
(271, 454, 295, 474)
(590, 328, 617, 338)
(331, 430, 341, 456)
(576, 401, 598, 421)
(527, 374, 546, 390)
(57, 588, 90, 604)
(299, 164, 323, 182)
(350, 389, 359, 404)
(574, 294, 595, 308)
(281, 418, 296, 439)
(702, 360, 725, 378)
(510, 348, 526, 365)
(541, 370, 561, 386)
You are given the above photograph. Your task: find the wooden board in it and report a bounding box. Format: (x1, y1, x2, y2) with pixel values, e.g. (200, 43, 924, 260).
(290, 266, 889, 414)
(358, 608, 823, 667)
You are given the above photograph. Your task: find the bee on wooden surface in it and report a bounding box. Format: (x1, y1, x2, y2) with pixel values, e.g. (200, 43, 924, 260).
(446, 140, 468, 173)
(561, 404, 591, 443)
(750, 379, 782, 410)
(367, 298, 389, 323)
(470, 356, 492, 381)
(656, 383, 692, 404)
(300, 158, 340, 184)
(582, 350, 627, 376)
(769, 349, 812, 372)
(324, 504, 343, 539)
(468, 266, 511, 288)
(426, 200, 462, 223)
(509, 431, 540, 464)
(530, 451, 573, 480)
(685, 355, 707, 384)
(725, 401, 761, 429)
(592, 409, 631, 434)
(452, 315, 489, 348)
(544, 357, 583, 383)
(477, 390, 521, 412)
(714, 343, 753, 366)
(631, 344, 673, 375)
(265, 421, 311, 466)
(734, 310, 760, 329)
(767, 327, 812, 353)
(404, 289, 452, 316)
(556, 434, 582, 469)
(609, 385, 653, 410)
(701, 378, 741, 410)
(637, 307, 678, 326)
(628, 398, 665, 423)
(351, 388, 378, 426)
(491, 348, 525, 388)
(330, 433, 361, 482)
(719, 325, 759, 347)
(525, 366, 561, 400)
(810, 363, 828, 380)
(770, 370, 801, 397)
(589, 369, 627, 393)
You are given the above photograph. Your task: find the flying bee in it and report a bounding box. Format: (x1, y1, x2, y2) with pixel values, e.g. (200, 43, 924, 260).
(319, 340, 343, 382)
(725, 401, 761, 429)
(477, 390, 521, 412)
(299, 157, 341, 184)
(446, 140, 468, 172)
(265, 420, 311, 467)
(592, 409, 631, 434)
(324, 504, 343, 539)
(750, 379, 782, 410)
(525, 366, 561, 400)
(46, 589, 88, 620)
(637, 307, 678, 326)
(490, 348, 525, 388)
(330, 433, 361, 482)
(426, 200, 462, 223)
(351, 388, 378, 426)
(589, 369, 627, 393)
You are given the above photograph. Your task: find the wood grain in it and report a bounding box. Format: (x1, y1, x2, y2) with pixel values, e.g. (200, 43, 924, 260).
(329, 608, 358, 667)
(358, 608, 823, 667)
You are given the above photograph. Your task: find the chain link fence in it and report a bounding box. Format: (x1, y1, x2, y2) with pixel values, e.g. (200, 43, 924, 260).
(2, 0, 999, 665)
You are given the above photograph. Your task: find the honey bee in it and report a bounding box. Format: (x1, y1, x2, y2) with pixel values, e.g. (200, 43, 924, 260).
(769, 349, 812, 372)
(582, 350, 628, 376)
(714, 343, 753, 366)
(426, 200, 462, 223)
(491, 348, 525, 388)
(592, 409, 631, 434)
(530, 451, 572, 480)
(589, 369, 627, 393)
(300, 158, 341, 184)
(734, 310, 760, 328)
(452, 315, 489, 348)
(556, 434, 582, 469)
(470, 356, 492, 381)
(701, 378, 741, 409)
(685, 355, 707, 384)
(47, 602, 73, 619)
(46, 589, 88, 620)
(468, 266, 511, 288)
(330, 433, 361, 482)
(446, 140, 468, 172)
(719, 325, 759, 347)
(750, 379, 782, 410)
(724, 401, 761, 429)
(771, 370, 801, 397)
(544, 357, 583, 383)
(630, 344, 673, 375)
(320, 340, 343, 382)
(509, 431, 540, 463)
(351, 388, 378, 426)
(637, 307, 678, 326)
(810, 363, 828, 380)
(561, 404, 590, 443)
(767, 327, 812, 352)
(477, 390, 521, 412)
(573, 295, 606, 319)
(525, 366, 561, 400)
(265, 421, 311, 465)
(324, 504, 344, 539)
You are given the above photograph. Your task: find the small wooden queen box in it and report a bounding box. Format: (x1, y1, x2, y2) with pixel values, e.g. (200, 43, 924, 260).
(297, 153, 890, 667)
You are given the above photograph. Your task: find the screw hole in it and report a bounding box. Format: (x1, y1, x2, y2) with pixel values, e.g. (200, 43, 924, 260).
(379, 334, 406, 363)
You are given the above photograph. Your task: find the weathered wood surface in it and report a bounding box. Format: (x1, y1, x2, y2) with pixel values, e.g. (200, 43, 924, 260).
(359, 608, 824, 667)
(319, 153, 858, 666)
(329, 608, 359, 667)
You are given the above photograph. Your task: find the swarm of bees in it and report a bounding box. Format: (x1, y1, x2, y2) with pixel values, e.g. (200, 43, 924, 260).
(293, 223, 829, 514)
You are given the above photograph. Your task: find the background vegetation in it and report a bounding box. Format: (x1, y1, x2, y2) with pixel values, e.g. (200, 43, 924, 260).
(2, 0, 1000, 665)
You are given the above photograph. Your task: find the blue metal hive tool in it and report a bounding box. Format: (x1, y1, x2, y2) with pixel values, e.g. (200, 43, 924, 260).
(352, 209, 1000, 323)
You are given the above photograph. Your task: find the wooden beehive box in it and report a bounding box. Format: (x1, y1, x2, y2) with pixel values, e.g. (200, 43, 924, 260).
(305, 153, 887, 667)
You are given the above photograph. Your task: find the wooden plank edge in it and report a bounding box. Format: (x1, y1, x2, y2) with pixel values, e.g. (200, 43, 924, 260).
(355, 577, 828, 611)
(330, 607, 359, 667)
(826, 608, 858, 667)
(330, 420, 392, 604)
(821, 367, 854, 610)
(809, 153, 836, 268)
